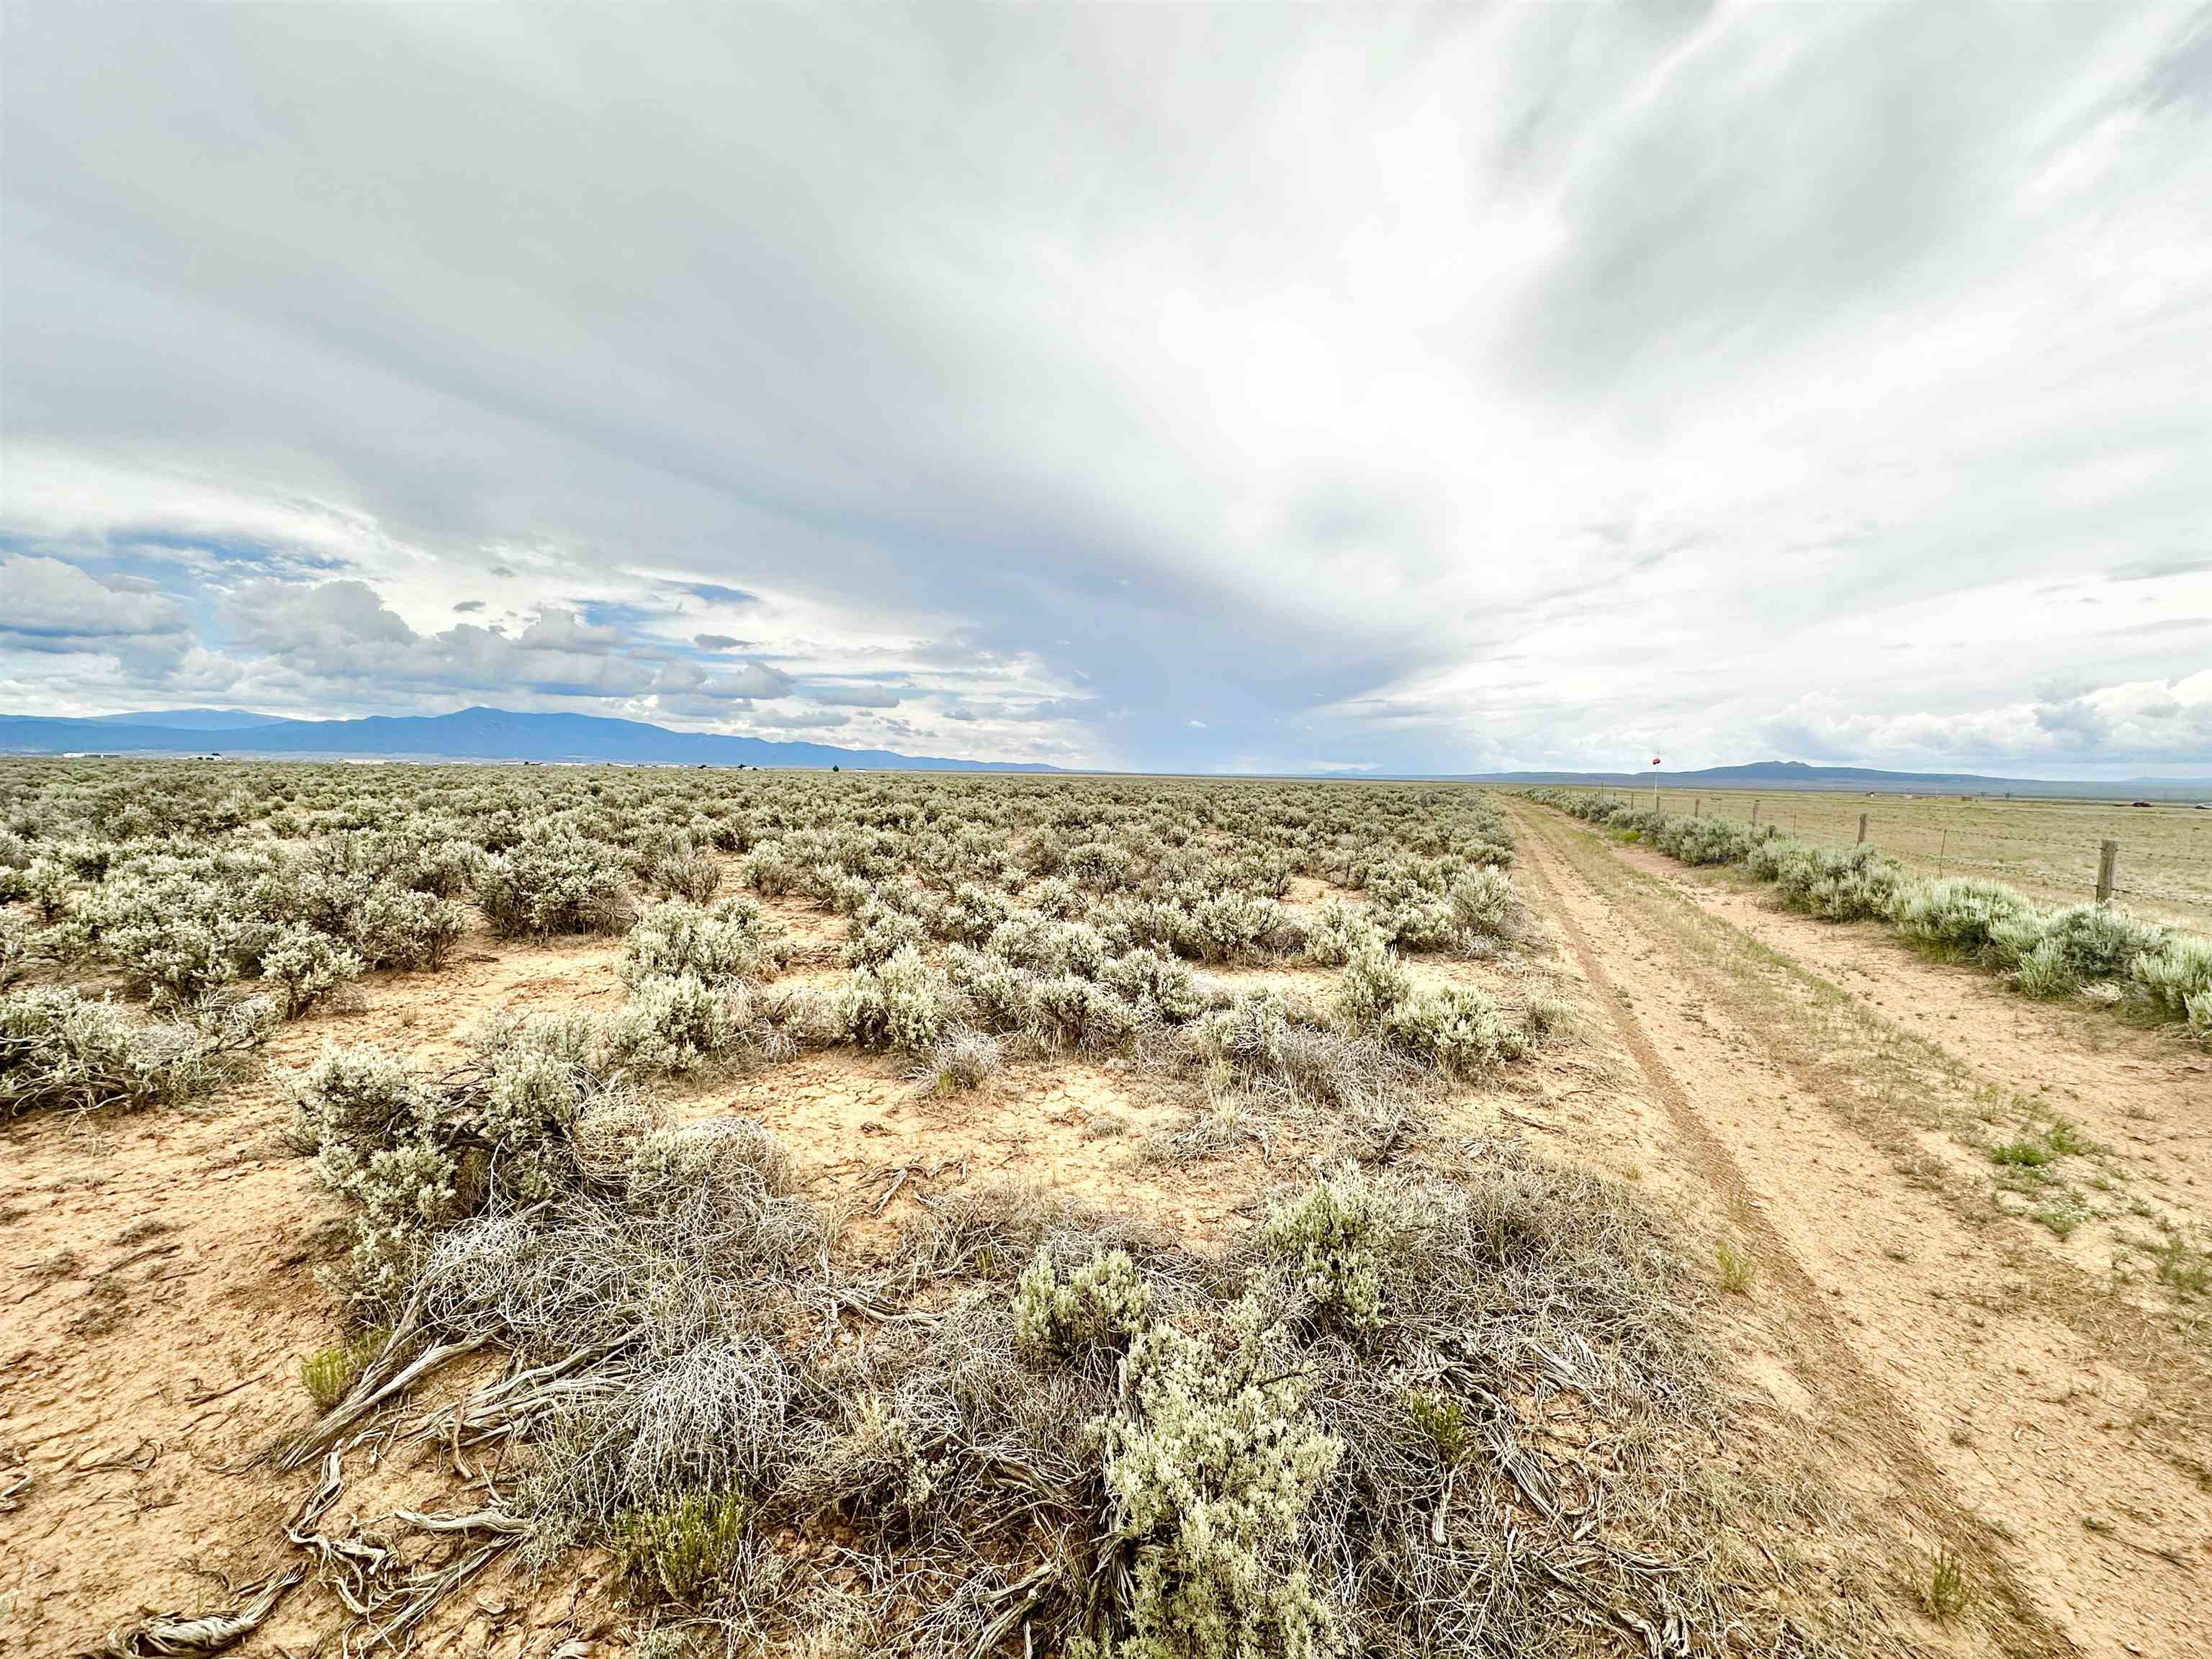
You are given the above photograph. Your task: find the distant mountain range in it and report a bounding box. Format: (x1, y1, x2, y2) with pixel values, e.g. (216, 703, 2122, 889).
(0, 706, 1056, 772)
(0, 711, 2201, 796)
(1446, 760, 2210, 800)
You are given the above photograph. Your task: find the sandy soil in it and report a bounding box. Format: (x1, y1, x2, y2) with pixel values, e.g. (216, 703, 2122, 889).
(1510, 801, 2212, 1659)
(1, 925, 640, 1658)
(14, 856, 2188, 1656)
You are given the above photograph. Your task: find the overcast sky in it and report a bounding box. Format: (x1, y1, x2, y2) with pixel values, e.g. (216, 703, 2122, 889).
(4, 4, 2208, 776)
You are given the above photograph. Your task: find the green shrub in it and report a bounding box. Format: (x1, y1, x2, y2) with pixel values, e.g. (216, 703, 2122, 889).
(301, 1325, 389, 1408)
(1715, 1238, 1756, 1293)
(612, 1491, 750, 1604)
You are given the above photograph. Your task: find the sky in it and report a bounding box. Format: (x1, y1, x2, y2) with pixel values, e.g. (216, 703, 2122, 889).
(3, 4, 2208, 778)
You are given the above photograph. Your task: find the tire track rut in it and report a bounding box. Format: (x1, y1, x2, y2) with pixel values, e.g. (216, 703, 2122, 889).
(1512, 801, 2212, 1659)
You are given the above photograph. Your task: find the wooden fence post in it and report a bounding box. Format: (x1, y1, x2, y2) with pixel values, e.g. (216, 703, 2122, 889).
(1750, 799, 1760, 826)
(2096, 840, 2118, 904)
(1692, 796, 1701, 817)
(1856, 813, 1868, 845)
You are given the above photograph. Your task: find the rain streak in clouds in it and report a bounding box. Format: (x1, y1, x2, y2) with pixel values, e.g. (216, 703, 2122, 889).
(3, 5, 2208, 775)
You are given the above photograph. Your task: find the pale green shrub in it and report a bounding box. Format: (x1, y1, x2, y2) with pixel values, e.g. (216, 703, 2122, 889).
(1257, 1165, 1399, 1331)
(1, 986, 269, 1117)
(1186, 891, 1302, 963)
(259, 922, 364, 1017)
(2131, 935, 2212, 1039)
(912, 1027, 1002, 1093)
(653, 845, 722, 904)
(1334, 941, 1409, 1031)
(2020, 904, 2166, 985)
(1025, 973, 1139, 1054)
(840, 945, 953, 1053)
(842, 897, 925, 967)
(1447, 866, 1520, 941)
(480, 1048, 589, 1200)
(1300, 899, 1380, 968)
(943, 881, 1015, 944)
(1894, 878, 2041, 958)
(475, 827, 632, 938)
(1028, 875, 1082, 919)
(1380, 981, 1521, 1076)
(295, 1043, 439, 1179)
(24, 855, 72, 922)
(1765, 842, 1905, 921)
(737, 840, 802, 898)
(624, 896, 775, 986)
(73, 870, 247, 1008)
(612, 1490, 751, 1604)
(1014, 1246, 1155, 1361)
(1085, 1321, 1344, 1659)
(346, 885, 467, 969)
(606, 972, 735, 1074)
(1102, 948, 1206, 1023)
(328, 1132, 458, 1309)
(1, 910, 49, 987)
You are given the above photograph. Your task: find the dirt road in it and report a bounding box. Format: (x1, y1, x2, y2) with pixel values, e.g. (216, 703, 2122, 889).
(1509, 800, 2212, 1659)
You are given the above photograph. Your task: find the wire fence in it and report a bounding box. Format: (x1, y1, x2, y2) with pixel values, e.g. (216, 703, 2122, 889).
(1557, 785, 2212, 929)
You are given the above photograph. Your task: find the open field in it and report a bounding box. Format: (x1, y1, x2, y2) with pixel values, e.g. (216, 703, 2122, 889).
(1553, 786, 2212, 929)
(3, 758, 2207, 1658)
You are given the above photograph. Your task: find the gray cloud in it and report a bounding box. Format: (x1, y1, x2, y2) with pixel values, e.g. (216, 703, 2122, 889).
(803, 683, 905, 709)
(1, 6, 2208, 775)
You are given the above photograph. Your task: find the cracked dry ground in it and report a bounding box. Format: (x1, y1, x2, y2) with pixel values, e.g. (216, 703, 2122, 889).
(1505, 799, 2212, 1659)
